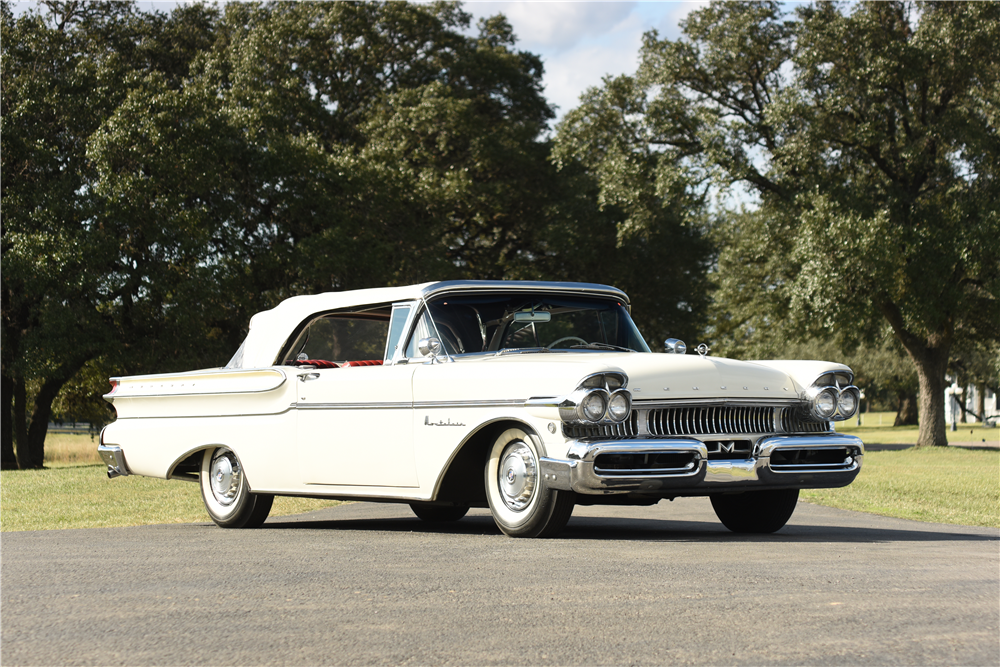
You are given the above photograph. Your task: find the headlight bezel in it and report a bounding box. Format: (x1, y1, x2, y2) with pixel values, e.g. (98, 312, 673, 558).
(558, 373, 632, 424)
(804, 375, 862, 422)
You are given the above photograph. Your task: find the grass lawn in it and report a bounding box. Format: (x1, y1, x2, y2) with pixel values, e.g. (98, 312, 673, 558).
(800, 411, 999, 528)
(835, 411, 1000, 446)
(1, 432, 342, 532)
(2, 419, 997, 531)
(800, 447, 999, 528)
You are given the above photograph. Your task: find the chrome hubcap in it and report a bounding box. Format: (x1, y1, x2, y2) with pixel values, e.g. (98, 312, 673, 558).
(499, 441, 536, 512)
(210, 451, 241, 506)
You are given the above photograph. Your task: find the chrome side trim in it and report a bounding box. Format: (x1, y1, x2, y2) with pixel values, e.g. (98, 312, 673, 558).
(107, 368, 288, 401)
(296, 402, 412, 410)
(293, 399, 526, 411)
(112, 405, 296, 420)
(98, 445, 131, 479)
(417, 399, 525, 409)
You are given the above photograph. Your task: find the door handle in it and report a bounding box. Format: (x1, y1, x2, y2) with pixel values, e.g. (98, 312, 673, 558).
(298, 372, 321, 382)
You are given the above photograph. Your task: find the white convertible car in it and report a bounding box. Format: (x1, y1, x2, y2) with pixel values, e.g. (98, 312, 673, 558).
(99, 281, 863, 537)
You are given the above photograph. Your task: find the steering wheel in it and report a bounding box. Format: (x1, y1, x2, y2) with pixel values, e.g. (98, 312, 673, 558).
(548, 336, 588, 349)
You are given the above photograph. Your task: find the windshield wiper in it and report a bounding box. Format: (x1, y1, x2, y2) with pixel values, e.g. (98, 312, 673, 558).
(569, 343, 636, 352)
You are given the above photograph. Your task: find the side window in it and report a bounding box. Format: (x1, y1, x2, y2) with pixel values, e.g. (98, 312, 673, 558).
(384, 305, 412, 362)
(404, 310, 437, 358)
(286, 316, 390, 364)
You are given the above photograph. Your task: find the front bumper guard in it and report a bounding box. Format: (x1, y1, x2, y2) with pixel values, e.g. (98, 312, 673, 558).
(539, 433, 864, 495)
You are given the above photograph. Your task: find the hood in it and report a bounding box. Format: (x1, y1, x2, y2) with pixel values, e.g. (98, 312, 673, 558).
(608, 353, 804, 402)
(427, 351, 829, 403)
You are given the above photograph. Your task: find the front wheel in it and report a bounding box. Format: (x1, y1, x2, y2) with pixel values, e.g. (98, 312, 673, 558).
(200, 447, 273, 528)
(710, 489, 799, 533)
(485, 428, 575, 538)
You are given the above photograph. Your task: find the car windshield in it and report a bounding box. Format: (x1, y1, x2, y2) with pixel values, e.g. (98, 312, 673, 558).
(411, 293, 651, 356)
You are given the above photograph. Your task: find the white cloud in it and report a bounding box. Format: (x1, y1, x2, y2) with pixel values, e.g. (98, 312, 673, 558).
(466, 1, 704, 122)
(467, 1, 637, 52)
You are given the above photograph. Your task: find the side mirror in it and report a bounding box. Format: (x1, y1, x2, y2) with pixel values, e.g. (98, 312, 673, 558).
(417, 337, 442, 358)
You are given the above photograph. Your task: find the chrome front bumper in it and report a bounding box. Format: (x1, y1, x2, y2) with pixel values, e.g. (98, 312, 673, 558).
(539, 434, 864, 495)
(98, 444, 131, 479)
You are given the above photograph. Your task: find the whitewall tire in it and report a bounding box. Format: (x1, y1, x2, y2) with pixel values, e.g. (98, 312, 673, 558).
(200, 447, 273, 528)
(485, 428, 574, 538)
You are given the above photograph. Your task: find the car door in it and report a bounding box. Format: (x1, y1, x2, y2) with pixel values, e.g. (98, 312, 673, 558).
(293, 309, 419, 488)
(296, 364, 418, 487)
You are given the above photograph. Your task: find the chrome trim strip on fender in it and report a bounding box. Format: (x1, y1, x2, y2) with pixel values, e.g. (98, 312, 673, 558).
(107, 369, 288, 402)
(295, 402, 412, 410)
(294, 399, 527, 410)
(112, 405, 297, 419)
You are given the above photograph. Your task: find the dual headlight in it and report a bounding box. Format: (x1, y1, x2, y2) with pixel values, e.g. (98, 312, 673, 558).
(560, 373, 632, 424)
(806, 385, 861, 421)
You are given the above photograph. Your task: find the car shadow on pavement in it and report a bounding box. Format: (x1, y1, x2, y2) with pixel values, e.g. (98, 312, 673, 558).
(259, 513, 998, 544)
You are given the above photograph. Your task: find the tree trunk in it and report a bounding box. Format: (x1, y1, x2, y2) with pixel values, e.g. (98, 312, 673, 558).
(25, 374, 76, 468)
(8, 360, 92, 469)
(12, 376, 32, 468)
(909, 346, 950, 447)
(1, 374, 16, 469)
(882, 302, 951, 447)
(894, 391, 919, 426)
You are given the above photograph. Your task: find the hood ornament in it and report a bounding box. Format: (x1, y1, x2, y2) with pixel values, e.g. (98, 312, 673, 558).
(696, 343, 710, 357)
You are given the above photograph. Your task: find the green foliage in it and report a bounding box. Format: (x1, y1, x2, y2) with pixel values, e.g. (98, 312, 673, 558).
(591, 0, 1000, 445)
(551, 72, 714, 347)
(2, 0, 602, 468)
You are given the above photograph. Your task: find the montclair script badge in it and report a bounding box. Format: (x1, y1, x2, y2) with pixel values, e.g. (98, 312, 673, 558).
(424, 416, 465, 427)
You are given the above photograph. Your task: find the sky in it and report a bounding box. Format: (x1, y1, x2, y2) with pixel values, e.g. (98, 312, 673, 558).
(13, 0, 705, 125)
(459, 1, 705, 123)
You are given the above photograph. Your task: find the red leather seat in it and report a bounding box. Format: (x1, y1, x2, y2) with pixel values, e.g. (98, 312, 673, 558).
(340, 360, 383, 368)
(288, 359, 340, 368)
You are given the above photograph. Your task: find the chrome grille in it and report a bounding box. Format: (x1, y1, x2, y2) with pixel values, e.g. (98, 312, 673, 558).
(780, 410, 831, 434)
(647, 405, 774, 436)
(646, 406, 828, 437)
(563, 411, 639, 439)
(565, 405, 828, 440)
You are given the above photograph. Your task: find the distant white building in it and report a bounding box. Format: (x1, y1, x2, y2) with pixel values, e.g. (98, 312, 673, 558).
(945, 381, 998, 426)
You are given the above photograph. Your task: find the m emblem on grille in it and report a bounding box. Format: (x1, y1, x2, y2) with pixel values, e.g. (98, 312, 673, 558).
(719, 441, 736, 454)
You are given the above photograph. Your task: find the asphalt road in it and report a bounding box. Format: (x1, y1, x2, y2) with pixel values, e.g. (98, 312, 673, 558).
(2, 499, 997, 666)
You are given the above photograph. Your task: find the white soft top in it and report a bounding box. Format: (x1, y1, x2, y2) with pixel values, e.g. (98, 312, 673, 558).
(233, 283, 433, 369)
(231, 280, 627, 369)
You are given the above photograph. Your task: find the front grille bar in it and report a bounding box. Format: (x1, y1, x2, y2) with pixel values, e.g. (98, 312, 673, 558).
(565, 404, 830, 441)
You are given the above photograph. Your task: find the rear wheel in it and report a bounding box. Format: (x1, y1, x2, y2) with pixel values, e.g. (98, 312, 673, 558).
(710, 489, 799, 533)
(409, 503, 469, 522)
(200, 447, 273, 528)
(485, 428, 574, 538)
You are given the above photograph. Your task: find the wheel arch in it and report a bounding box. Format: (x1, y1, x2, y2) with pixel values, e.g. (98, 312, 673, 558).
(167, 443, 240, 484)
(431, 418, 541, 507)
